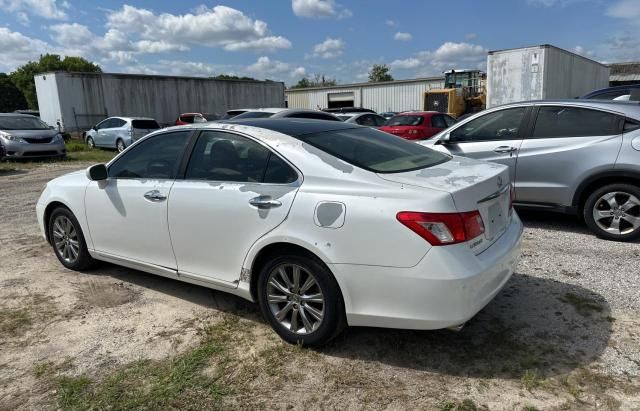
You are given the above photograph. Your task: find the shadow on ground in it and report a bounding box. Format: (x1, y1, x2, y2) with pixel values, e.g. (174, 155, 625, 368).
(0, 168, 28, 176)
(88, 259, 611, 381)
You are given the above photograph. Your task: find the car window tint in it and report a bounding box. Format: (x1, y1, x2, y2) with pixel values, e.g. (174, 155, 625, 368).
(451, 107, 526, 142)
(624, 120, 640, 132)
(373, 115, 387, 127)
(108, 131, 190, 179)
(358, 115, 376, 126)
(112, 118, 126, 128)
(185, 131, 271, 182)
(97, 119, 112, 129)
(532, 107, 620, 138)
(299, 127, 450, 173)
(288, 112, 340, 121)
(443, 115, 456, 127)
(263, 154, 298, 184)
(132, 120, 160, 129)
(431, 115, 447, 128)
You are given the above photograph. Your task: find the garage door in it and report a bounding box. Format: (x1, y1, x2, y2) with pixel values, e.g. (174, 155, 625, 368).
(328, 92, 355, 109)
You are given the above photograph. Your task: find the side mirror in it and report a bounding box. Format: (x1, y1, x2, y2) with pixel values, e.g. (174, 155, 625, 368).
(435, 133, 452, 145)
(86, 164, 108, 181)
(92, 125, 97, 131)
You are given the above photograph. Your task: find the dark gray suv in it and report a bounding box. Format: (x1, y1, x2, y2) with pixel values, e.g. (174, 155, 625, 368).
(424, 100, 640, 241)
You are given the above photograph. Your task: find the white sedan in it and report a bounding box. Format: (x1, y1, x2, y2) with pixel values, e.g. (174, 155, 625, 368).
(36, 119, 523, 346)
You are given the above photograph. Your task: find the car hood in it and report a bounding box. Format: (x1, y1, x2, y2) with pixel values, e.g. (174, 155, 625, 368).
(376, 155, 510, 212)
(2, 129, 59, 138)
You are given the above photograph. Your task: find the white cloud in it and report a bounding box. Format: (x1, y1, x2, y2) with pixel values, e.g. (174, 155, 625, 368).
(0, 0, 68, 19)
(158, 60, 218, 77)
(247, 56, 290, 74)
(606, 0, 640, 20)
(292, 66, 306, 77)
(389, 41, 488, 76)
(465, 33, 478, 40)
(105, 5, 291, 53)
(390, 58, 421, 70)
(572, 45, 595, 58)
(291, 0, 352, 19)
(394, 32, 412, 42)
(16, 11, 29, 25)
(312, 38, 344, 59)
(0, 27, 51, 71)
(385, 19, 397, 27)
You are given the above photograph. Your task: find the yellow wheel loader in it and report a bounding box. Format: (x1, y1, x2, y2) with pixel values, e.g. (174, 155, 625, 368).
(423, 69, 486, 118)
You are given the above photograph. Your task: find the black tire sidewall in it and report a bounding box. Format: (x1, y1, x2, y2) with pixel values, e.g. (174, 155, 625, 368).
(48, 207, 95, 270)
(257, 253, 344, 347)
(583, 183, 640, 241)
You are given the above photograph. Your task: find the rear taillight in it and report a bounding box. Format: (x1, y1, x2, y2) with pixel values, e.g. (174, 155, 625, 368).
(396, 211, 485, 246)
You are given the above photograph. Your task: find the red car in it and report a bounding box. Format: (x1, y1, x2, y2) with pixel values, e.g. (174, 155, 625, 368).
(379, 111, 456, 140)
(175, 113, 208, 125)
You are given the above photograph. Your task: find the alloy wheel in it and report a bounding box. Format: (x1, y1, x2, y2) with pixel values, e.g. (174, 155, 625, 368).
(592, 191, 640, 236)
(116, 140, 125, 152)
(266, 263, 325, 334)
(52, 215, 80, 264)
(87, 137, 95, 149)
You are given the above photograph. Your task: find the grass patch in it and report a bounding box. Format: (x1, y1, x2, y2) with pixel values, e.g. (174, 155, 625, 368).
(438, 398, 480, 411)
(0, 293, 57, 338)
(559, 292, 604, 316)
(521, 369, 545, 391)
(0, 139, 115, 172)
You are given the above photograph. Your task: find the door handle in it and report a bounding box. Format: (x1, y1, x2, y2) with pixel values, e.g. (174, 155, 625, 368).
(493, 146, 518, 154)
(144, 190, 167, 202)
(249, 196, 282, 209)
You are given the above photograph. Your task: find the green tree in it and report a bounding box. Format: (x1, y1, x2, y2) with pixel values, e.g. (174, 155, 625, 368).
(211, 74, 258, 81)
(368, 64, 394, 82)
(10, 54, 101, 109)
(0, 73, 28, 112)
(291, 74, 337, 89)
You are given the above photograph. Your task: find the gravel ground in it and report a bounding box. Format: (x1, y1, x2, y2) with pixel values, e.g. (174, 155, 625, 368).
(1, 163, 639, 410)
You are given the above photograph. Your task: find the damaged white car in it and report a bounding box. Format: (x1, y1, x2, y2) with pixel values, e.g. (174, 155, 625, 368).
(36, 119, 523, 346)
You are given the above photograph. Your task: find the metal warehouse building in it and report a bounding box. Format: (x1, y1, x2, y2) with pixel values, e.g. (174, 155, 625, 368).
(35, 72, 285, 132)
(286, 76, 445, 112)
(608, 61, 640, 86)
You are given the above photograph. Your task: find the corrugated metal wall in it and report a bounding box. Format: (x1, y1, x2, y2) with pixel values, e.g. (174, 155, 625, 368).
(36, 72, 285, 130)
(543, 47, 610, 100)
(286, 79, 444, 112)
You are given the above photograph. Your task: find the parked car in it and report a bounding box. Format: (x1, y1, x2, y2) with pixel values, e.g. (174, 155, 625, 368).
(379, 112, 398, 119)
(0, 140, 5, 161)
(37, 119, 522, 346)
(230, 108, 341, 121)
(0, 113, 66, 159)
(582, 84, 640, 101)
(337, 112, 387, 127)
(84, 117, 161, 152)
(379, 111, 457, 140)
(322, 107, 376, 114)
(422, 100, 640, 241)
(175, 113, 208, 125)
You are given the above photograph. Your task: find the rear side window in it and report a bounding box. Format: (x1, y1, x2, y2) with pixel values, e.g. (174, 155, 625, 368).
(132, 120, 160, 130)
(387, 115, 423, 126)
(264, 154, 298, 184)
(624, 120, 640, 132)
(109, 118, 126, 128)
(431, 115, 447, 128)
(299, 127, 450, 173)
(532, 107, 620, 138)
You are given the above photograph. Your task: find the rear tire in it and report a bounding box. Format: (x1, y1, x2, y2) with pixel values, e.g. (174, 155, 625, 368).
(583, 183, 640, 242)
(48, 207, 96, 270)
(257, 252, 345, 347)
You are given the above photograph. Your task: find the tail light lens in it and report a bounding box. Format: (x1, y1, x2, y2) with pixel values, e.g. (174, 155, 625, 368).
(396, 211, 485, 246)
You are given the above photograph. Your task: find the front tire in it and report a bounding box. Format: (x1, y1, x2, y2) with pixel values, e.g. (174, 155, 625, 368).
(257, 253, 345, 347)
(48, 207, 96, 270)
(584, 183, 640, 241)
(86, 137, 95, 149)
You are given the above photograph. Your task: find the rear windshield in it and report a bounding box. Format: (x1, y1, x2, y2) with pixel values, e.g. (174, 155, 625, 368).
(299, 127, 450, 173)
(233, 111, 275, 119)
(386, 115, 424, 126)
(132, 120, 160, 129)
(0, 116, 50, 130)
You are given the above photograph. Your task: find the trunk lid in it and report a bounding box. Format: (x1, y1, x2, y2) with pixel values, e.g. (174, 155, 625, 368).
(378, 156, 512, 252)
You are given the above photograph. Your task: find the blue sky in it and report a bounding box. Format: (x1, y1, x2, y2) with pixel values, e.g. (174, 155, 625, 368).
(0, 0, 638, 85)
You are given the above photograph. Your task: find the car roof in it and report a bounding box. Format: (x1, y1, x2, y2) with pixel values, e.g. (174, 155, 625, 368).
(231, 107, 285, 114)
(110, 116, 156, 121)
(0, 112, 38, 118)
(179, 112, 203, 116)
(490, 99, 640, 118)
(222, 118, 362, 136)
(583, 84, 640, 97)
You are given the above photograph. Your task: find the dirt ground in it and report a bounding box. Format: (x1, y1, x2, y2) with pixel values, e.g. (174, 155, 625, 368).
(1, 163, 639, 410)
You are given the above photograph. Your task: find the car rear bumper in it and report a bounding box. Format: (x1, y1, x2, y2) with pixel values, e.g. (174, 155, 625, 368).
(2, 140, 66, 158)
(331, 212, 523, 330)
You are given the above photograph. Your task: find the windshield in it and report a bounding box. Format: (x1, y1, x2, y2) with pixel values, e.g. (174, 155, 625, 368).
(299, 127, 450, 173)
(0, 116, 50, 130)
(233, 111, 275, 119)
(386, 115, 424, 126)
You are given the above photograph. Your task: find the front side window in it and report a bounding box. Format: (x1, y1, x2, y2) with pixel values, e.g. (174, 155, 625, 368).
(373, 115, 387, 127)
(95, 119, 111, 130)
(532, 106, 620, 138)
(108, 131, 191, 179)
(185, 131, 297, 183)
(299, 127, 450, 173)
(358, 115, 376, 126)
(451, 107, 527, 142)
(443, 115, 456, 127)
